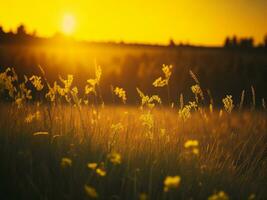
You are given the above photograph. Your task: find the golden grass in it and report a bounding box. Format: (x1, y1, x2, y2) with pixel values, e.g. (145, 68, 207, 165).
(0, 65, 267, 199)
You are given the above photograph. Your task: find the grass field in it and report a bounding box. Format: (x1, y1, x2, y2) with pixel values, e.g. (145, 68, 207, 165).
(0, 65, 267, 200)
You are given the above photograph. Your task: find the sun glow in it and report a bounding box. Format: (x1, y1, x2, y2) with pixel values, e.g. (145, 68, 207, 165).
(61, 14, 76, 35)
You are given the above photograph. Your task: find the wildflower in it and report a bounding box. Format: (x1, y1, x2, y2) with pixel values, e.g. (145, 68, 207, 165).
(17, 82, 32, 100)
(184, 140, 200, 155)
(153, 64, 172, 87)
(59, 74, 73, 94)
(96, 168, 106, 176)
(15, 97, 23, 108)
(114, 86, 127, 104)
(178, 101, 197, 122)
(61, 157, 72, 168)
(25, 114, 35, 123)
(191, 84, 201, 95)
(153, 77, 166, 87)
(29, 75, 44, 91)
(70, 87, 82, 108)
(45, 82, 58, 102)
(189, 101, 198, 109)
(140, 112, 154, 130)
(208, 191, 229, 200)
(178, 105, 191, 121)
(0, 67, 17, 98)
(85, 65, 102, 95)
(57, 75, 75, 102)
(191, 84, 202, 102)
(137, 88, 161, 108)
(85, 82, 96, 95)
(108, 152, 121, 165)
(95, 64, 102, 84)
(163, 176, 181, 192)
(84, 185, 98, 198)
(87, 163, 98, 170)
(25, 111, 41, 123)
(222, 95, 234, 113)
(184, 140, 199, 148)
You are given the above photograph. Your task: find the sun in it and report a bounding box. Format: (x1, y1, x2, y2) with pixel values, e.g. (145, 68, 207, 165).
(61, 14, 76, 35)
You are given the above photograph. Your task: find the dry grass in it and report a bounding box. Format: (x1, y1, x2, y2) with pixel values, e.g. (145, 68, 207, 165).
(0, 65, 267, 199)
(0, 104, 267, 199)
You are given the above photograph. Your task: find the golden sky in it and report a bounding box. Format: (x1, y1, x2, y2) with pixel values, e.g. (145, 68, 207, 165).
(0, 0, 266, 45)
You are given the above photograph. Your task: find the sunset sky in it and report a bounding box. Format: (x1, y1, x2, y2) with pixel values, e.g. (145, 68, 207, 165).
(0, 0, 266, 45)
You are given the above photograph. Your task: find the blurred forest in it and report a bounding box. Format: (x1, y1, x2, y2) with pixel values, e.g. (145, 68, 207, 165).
(1, 25, 267, 106)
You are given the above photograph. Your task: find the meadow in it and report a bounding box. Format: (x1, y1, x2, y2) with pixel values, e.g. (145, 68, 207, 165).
(0, 64, 267, 200)
(1, 43, 267, 104)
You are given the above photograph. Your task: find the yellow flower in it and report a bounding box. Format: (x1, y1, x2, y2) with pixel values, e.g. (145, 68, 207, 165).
(184, 140, 199, 148)
(153, 64, 173, 87)
(208, 191, 229, 200)
(153, 77, 167, 87)
(25, 111, 41, 123)
(184, 140, 200, 155)
(108, 152, 122, 165)
(84, 185, 98, 198)
(191, 84, 203, 102)
(136, 88, 161, 108)
(87, 163, 98, 170)
(164, 175, 181, 192)
(84, 65, 102, 96)
(61, 157, 72, 168)
(29, 75, 44, 91)
(114, 86, 127, 104)
(25, 114, 35, 123)
(15, 97, 23, 108)
(178, 105, 191, 121)
(222, 95, 234, 113)
(45, 82, 58, 102)
(191, 84, 201, 95)
(85, 83, 96, 95)
(96, 168, 106, 176)
(95, 64, 102, 84)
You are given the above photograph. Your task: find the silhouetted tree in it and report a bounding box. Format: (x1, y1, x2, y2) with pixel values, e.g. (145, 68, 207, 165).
(169, 38, 176, 47)
(224, 36, 255, 49)
(232, 36, 238, 47)
(0, 26, 4, 34)
(17, 24, 26, 36)
(224, 37, 231, 48)
(240, 37, 254, 48)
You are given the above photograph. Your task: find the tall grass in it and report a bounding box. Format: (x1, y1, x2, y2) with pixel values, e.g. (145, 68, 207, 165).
(0, 65, 267, 200)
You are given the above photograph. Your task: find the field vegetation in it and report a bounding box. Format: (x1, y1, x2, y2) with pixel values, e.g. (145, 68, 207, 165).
(0, 64, 267, 200)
